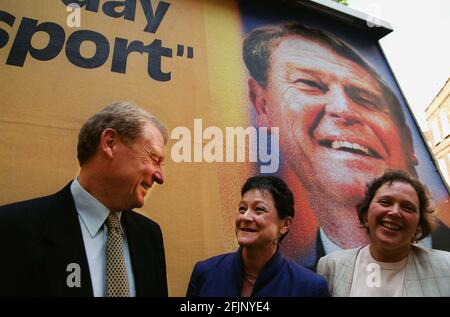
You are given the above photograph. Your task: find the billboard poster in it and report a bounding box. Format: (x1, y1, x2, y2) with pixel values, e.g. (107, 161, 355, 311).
(237, 0, 450, 270)
(0, 0, 448, 295)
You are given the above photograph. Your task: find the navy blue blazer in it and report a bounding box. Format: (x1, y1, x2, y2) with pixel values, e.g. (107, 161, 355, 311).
(186, 248, 330, 297)
(0, 182, 168, 297)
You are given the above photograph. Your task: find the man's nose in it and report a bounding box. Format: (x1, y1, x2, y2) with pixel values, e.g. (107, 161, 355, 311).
(324, 85, 362, 124)
(153, 165, 165, 185)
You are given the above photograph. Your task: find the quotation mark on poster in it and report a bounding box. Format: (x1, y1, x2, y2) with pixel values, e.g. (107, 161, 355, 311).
(177, 44, 194, 59)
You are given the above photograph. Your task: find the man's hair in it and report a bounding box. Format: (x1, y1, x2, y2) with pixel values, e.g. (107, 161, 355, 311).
(243, 22, 417, 175)
(241, 175, 295, 243)
(77, 101, 168, 166)
(356, 169, 435, 241)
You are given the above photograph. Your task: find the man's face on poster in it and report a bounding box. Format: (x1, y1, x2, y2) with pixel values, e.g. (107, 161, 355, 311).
(250, 35, 411, 205)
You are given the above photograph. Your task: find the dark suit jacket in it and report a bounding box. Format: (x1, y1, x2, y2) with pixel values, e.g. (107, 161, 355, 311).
(300, 221, 450, 272)
(0, 182, 168, 297)
(186, 247, 330, 297)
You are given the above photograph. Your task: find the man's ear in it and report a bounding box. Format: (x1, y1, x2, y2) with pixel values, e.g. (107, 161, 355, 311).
(409, 152, 419, 166)
(100, 128, 119, 159)
(248, 77, 270, 127)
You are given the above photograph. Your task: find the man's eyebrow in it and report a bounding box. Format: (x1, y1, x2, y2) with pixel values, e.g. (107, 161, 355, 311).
(349, 86, 382, 101)
(285, 64, 325, 78)
(286, 63, 379, 88)
(347, 86, 388, 110)
(144, 146, 165, 161)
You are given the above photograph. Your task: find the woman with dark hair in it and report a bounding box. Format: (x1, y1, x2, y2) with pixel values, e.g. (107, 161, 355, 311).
(186, 175, 330, 297)
(317, 170, 450, 296)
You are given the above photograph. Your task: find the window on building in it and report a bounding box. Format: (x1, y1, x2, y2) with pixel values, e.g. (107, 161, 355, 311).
(431, 119, 442, 145)
(440, 111, 450, 138)
(438, 158, 449, 185)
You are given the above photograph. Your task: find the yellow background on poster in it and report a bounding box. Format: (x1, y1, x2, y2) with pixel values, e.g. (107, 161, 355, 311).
(0, 0, 250, 296)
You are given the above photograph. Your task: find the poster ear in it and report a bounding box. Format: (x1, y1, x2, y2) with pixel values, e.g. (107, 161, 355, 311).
(410, 152, 418, 166)
(248, 77, 270, 126)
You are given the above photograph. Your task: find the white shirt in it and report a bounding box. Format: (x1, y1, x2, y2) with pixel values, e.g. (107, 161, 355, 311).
(70, 179, 136, 297)
(349, 245, 407, 297)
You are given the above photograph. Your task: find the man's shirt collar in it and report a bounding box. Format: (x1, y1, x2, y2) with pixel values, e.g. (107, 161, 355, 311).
(70, 178, 122, 238)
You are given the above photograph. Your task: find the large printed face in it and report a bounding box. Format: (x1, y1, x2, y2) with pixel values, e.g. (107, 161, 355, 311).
(253, 35, 411, 207)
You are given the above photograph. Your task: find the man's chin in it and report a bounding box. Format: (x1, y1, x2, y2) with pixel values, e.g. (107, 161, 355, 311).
(129, 198, 145, 210)
(136, 200, 145, 209)
(305, 174, 368, 205)
(292, 156, 381, 181)
(335, 159, 386, 175)
(321, 161, 383, 183)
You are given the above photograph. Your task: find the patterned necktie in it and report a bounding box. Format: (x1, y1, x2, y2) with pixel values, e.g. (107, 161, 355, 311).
(106, 212, 129, 297)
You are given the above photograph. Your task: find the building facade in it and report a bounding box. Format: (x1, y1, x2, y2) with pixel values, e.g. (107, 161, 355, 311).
(425, 78, 450, 186)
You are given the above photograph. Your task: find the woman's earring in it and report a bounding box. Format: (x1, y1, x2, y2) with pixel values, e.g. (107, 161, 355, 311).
(364, 221, 369, 228)
(272, 237, 280, 245)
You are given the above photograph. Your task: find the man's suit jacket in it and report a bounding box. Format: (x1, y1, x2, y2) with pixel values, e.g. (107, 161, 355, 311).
(316, 245, 450, 296)
(0, 182, 168, 297)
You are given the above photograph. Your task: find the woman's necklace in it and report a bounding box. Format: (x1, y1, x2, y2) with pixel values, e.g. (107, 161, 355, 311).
(243, 270, 258, 286)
